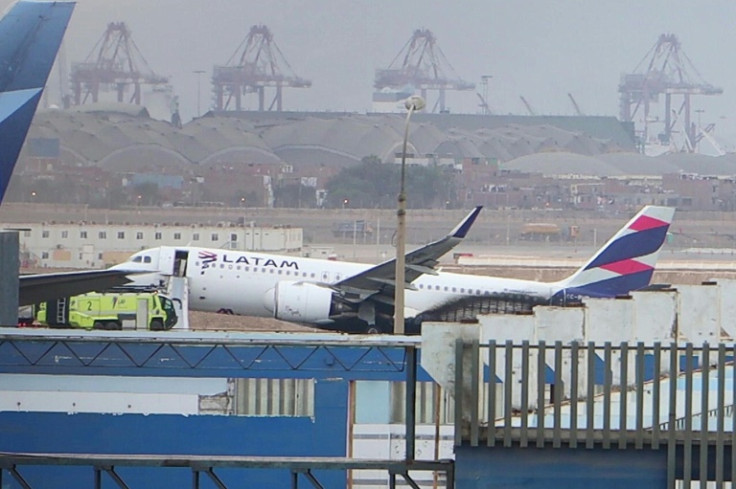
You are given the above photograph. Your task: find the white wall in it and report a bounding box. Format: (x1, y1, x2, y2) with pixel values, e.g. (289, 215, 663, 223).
(10, 221, 303, 268)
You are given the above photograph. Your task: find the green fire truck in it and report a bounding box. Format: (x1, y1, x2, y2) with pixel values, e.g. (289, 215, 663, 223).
(36, 291, 178, 331)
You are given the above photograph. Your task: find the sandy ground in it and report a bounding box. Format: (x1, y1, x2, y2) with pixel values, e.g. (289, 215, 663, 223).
(188, 310, 325, 333)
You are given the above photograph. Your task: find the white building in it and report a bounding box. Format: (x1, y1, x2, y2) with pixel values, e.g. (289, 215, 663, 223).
(9, 221, 303, 269)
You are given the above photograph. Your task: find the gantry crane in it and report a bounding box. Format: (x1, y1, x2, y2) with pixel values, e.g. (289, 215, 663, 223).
(567, 93, 584, 116)
(618, 34, 722, 152)
(519, 95, 536, 116)
(70, 22, 168, 106)
(212, 25, 311, 111)
(374, 29, 474, 113)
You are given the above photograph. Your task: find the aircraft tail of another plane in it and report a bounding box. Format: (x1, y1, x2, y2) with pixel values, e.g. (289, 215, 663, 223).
(0, 1, 75, 202)
(554, 205, 675, 301)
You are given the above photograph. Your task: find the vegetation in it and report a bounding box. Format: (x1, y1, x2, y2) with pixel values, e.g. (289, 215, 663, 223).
(324, 156, 455, 209)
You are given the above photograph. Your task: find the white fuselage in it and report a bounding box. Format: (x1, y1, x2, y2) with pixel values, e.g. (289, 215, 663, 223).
(120, 246, 559, 322)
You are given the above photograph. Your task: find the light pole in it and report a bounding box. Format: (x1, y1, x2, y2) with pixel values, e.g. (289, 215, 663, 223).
(193, 70, 205, 117)
(394, 95, 425, 335)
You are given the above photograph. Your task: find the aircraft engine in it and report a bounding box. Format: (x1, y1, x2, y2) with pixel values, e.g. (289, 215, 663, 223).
(268, 281, 336, 323)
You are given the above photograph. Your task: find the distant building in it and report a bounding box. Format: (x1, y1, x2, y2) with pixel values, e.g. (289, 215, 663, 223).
(11, 221, 303, 269)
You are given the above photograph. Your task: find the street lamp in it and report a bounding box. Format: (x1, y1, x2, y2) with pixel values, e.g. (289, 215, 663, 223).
(394, 95, 425, 335)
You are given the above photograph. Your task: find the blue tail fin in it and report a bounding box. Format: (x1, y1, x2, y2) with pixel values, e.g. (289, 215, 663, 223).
(555, 205, 675, 300)
(0, 1, 74, 202)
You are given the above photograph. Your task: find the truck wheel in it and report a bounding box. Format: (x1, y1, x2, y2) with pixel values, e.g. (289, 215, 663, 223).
(106, 321, 121, 330)
(150, 319, 164, 331)
(93, 321, 104, 330)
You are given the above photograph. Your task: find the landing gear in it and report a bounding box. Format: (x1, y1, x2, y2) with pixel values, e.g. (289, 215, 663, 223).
(364, 317, 393, 335)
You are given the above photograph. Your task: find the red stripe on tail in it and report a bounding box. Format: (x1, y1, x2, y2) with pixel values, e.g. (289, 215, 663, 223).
(629, 215, 668, 232)
(599, 259, 653, 275)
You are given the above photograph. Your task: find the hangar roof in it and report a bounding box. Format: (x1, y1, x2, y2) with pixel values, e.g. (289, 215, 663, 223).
(24, 106, 736, 178)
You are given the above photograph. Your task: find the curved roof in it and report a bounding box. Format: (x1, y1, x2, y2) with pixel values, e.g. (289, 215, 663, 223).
(25, 106, 736, 178)
(502, 152, 624, 177)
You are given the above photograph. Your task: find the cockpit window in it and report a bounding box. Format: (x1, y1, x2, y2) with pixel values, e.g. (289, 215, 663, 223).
(133, 256, 142, 263)
(144, 256, 152, 263)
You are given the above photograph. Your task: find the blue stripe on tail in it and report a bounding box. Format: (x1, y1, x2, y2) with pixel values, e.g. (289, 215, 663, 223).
(585, 225, 669, 270)
(553, 269, 655, 304)
(0, 89, 42, 201)
(0, 1, 75, 202)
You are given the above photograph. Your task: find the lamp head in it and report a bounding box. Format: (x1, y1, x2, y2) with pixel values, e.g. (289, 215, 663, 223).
(404, 95, 426, 111)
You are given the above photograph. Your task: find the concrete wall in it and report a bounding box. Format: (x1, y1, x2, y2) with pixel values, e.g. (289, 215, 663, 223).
(421, 280, 736, 413)
(475, 281, 736, 346)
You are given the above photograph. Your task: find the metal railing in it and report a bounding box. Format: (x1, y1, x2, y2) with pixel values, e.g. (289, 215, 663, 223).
(454, 340, 736, 487)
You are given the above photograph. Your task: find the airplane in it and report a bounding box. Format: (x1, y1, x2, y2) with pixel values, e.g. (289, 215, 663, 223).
(0, 5, 479, 310)
(113, 205, 675, 334)
(0, 1, 140, 305)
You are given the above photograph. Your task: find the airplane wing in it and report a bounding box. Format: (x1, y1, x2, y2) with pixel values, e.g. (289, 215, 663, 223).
(332, 206, 482, 304)
(19, 269, 136, 306)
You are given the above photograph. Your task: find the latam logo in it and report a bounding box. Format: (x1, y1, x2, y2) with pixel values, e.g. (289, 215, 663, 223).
(198, 250, 299, 270)
(198, 250, 218, 264)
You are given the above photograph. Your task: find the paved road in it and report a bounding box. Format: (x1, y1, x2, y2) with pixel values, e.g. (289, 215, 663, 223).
(2, 203, 735, 249)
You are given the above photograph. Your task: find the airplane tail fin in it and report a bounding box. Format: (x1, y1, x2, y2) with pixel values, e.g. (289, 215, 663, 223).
(555, 205, 675, 300)
(0, 1, 74, 202)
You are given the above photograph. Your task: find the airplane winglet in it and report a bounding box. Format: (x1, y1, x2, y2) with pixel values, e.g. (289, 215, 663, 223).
(449, 206, 483, 239)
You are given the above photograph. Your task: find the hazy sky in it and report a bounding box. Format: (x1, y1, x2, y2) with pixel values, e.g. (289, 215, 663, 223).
(8, 0, 736, 145)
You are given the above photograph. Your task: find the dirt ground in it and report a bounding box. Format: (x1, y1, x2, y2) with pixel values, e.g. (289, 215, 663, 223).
(188, 310, 325, 333)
